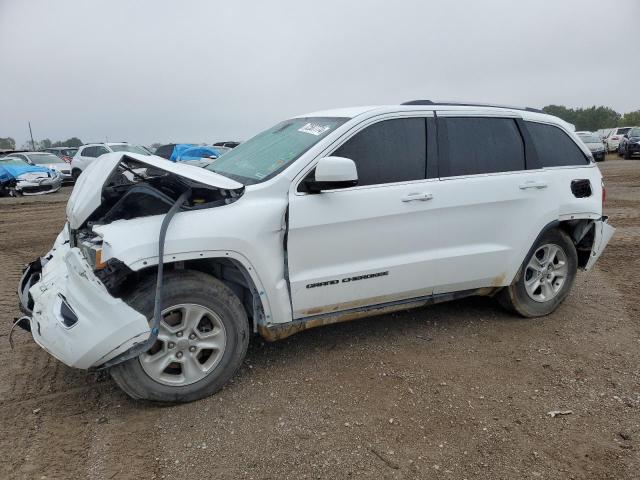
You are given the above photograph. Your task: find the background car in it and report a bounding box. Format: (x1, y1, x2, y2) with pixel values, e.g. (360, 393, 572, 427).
(8, 151, 73, 183)
(618, 127, 640, 159)
(213, 141, 240, 149)
(605, 127, 632, 152)
(71, 142, 150, 180)
(154, 144, 227, 167)
(174, 145, 223, 168)
(42, 147, 78, 163)
(0, 157, 62, 195)
(577, 133, 606, 162)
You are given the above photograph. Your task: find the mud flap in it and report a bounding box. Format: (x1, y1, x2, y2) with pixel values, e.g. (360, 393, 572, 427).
(585, 217, 615, 271)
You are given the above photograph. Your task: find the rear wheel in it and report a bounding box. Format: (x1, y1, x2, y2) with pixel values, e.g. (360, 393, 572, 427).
(110, 270, 250, 402)
(71, 168, 82, 181)
(498, 229, 577, 317)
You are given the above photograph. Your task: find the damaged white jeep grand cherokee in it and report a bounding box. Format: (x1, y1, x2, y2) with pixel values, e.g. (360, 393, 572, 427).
(17, 101, 615, 402)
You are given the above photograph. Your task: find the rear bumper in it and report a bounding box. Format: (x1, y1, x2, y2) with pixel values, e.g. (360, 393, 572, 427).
(18, 229, 150, 369)
(585, 217, 615, 270)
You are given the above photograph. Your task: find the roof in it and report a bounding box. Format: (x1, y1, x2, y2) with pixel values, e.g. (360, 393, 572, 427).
(295, 103, 570, 131)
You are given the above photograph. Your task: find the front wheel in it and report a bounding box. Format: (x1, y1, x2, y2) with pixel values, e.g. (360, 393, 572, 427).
(498, 229, 578, 317)
(110, 270, 250, 402)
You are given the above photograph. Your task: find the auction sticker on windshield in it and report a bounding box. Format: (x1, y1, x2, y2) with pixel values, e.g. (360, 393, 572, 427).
(298, 123, 331, 136)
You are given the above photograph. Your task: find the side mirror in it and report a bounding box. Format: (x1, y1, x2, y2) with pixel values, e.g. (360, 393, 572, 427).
(304, 156, 358, 193)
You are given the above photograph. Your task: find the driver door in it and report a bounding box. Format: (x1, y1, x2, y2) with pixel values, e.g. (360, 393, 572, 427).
(286, 115, 439, 319)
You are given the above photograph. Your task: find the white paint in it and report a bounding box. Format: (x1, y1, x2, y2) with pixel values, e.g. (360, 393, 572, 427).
(25, 104, 613, 370)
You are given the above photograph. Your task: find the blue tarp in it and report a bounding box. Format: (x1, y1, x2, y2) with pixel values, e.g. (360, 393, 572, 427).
(0, 165, 13, 185)
(170, 144, 221, 162)
(169, 144, 194, 161)
(0, 160, 52, 178)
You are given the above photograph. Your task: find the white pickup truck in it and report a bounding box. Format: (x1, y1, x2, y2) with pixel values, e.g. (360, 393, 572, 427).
(17, 102, 614, 402)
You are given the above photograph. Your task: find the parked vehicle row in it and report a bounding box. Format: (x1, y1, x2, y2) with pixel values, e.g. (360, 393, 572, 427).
(43, 147, 78, 163)
(617, 127, 640, 159)
(70, 142, 151, 180)
(17, 101, 614, 402)
(605, 127, 632, 152)
(576, 132, 606, 162)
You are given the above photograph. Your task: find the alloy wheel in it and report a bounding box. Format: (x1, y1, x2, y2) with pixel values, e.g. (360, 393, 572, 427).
(524, 244, 568, 303)
(139, 303, 227, 386)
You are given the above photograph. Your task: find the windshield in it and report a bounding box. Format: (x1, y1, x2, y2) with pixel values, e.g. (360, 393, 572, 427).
(28, 153, 64, 164)
(580, 135, 601, 144)
(206, 117, 348, 184)
(0, 158, 29, 166)
(109, 144, 149, 155)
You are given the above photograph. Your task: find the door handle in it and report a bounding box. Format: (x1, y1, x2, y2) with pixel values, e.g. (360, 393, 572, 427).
(401, 192, 434, 202)
(519, 181, 548, 190)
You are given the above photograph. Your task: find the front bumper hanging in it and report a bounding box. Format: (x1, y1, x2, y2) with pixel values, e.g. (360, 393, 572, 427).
(17, 229, 150, 369)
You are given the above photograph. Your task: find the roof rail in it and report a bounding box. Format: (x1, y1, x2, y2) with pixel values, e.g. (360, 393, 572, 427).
(401, 100, 544, 114)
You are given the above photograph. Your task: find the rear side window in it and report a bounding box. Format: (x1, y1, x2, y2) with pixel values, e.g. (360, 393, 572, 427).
(526, 122, 588, 167)
(439, 117, 525, 177)
(333, 118, 426, 186)
(81, 146, 97, 157)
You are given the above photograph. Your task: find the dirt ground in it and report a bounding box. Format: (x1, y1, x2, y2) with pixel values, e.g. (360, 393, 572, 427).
(1, 157, 638, 480)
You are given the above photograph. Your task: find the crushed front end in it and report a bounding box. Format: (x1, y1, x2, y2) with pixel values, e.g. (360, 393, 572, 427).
(17, 228, 151, 368)
(17, 152, 244, 370)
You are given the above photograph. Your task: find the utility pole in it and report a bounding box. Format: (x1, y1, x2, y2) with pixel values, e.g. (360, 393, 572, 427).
(28, 121, 35, 150)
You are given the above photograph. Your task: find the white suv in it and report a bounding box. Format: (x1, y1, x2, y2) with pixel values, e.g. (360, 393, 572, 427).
(71, 142, 149, 180)
(18, 102, 614, 402)
(605, 127, 632, 152)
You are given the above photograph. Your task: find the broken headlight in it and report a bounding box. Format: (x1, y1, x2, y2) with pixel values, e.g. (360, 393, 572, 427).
(78, 233, 106, 270)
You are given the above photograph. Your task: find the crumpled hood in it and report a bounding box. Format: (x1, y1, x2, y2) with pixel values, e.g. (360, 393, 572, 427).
(66, 152, 243, 230)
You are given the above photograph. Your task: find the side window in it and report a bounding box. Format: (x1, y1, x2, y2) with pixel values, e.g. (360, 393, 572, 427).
(81, 146, 96, 158)
(332, 118, 426, 186)
(439, 117, 525, 177)
(95, 146, 110, 157)
(526, 122, 588, 167)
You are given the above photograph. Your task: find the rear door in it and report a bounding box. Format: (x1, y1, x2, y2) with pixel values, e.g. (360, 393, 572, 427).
(423, 112, 559, 293)
(287, 114, 440, 318)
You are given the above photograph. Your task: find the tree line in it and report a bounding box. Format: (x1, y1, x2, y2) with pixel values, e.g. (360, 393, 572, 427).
(0, 137, 83, 150)
(2, 105, 639, 151)
(541, 106, 640, 132)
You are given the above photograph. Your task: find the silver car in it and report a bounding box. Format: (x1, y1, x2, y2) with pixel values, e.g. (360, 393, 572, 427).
(577, 133, 606, 162)
(9, 151, 73, 183)
(0, 157, 63, 195)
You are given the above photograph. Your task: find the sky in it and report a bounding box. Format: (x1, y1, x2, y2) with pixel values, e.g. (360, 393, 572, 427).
(1, 0, 638, 147)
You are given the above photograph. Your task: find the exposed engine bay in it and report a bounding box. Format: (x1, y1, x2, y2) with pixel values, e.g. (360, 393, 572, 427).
(83, 157, 244, 228)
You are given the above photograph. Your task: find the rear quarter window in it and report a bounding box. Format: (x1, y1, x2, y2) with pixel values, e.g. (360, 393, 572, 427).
(526, 122, 589, 168)
(439, 117, 525, 177)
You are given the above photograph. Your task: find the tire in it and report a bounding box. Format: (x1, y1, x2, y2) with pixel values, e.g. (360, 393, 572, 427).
(71, 168, 82, 181)
(497, 229, 577, 318)
(624, 148, 631, 160)
(110, 270, 250, 402)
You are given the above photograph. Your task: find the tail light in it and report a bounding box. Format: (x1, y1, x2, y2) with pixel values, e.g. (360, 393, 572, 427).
(612, 136, 619, 140)
(602, 179, 606, 209)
